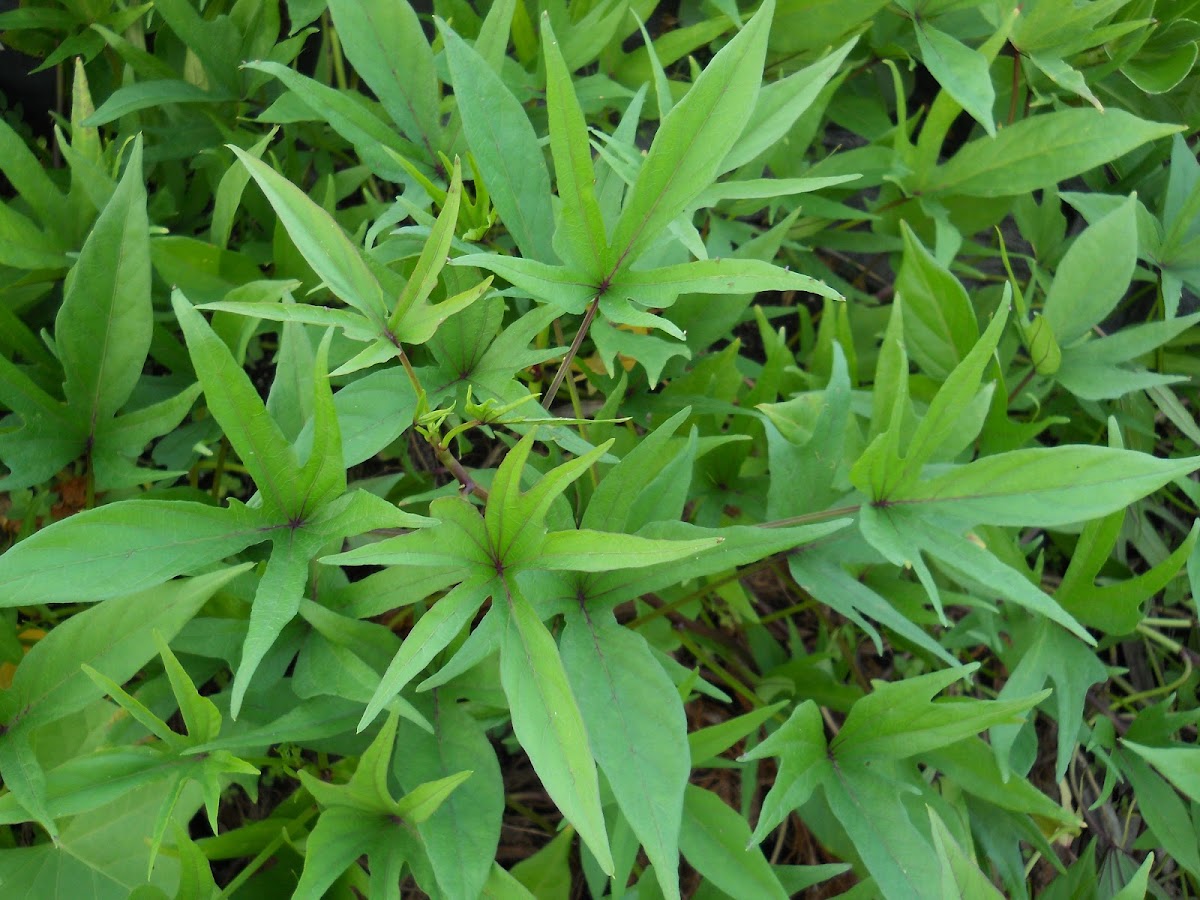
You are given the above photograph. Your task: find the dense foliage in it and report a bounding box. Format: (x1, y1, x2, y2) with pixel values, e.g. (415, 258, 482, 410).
(1, 0, 1199, 896)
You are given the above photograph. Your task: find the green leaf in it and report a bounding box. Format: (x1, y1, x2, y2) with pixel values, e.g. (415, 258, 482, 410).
(438, 19, 555, 263)
(231, 529, 321, 719)
(0, 783, 189, 898)
(395, 695, 503, 900)
(0, 358, 80, 491)
(740, 701, 829, 843)
(358, 578, 493, 730)
(612, 257, 840, 307)
(542, 16, 608, 275)
(822, 763, 939, 899)
(921, 737, 1082, 827)
(453, 255, 597, 313)
(390, 159, 462, 332)
(173, 291, 304, 518)
(927, 806, 1005, 899)
(679, 784, 789, 900)
(914, 23, 996, 137)
(690, 703, 787, 765)
(153, 0, 241, 95)
(85, 80, 223, 126)
(211, 131, 275, 250)
(719, 36, 857, 174)
(925, 109, 1183, 197)
(326, 0, 440, 151)
(499, 580, 613, 874)
(57, 135, 150, 429)
(833, 663, 1046, 764)
(154, 633, 221, 746)
(990, 620, 1107, 780)
(859, 504, 1094, 643)
(895, 221, 977, 379)
(692, 174, 860, 208)
(1027, 54, 1103, 111)
(1042, 195, 1138, 344)
(293, 807, 387, 898)
(248, 61, 419, 181)
(561, 610, 689, 900)
(0, 567, 248, 834)
(0, 747, 171, 827)
(1123, 742, 1200, 805)
(770, 0, 888, 56)
(1058, 517, 1199, 635)
(1121, 756, 1200, 877)
(0, 113, 70, 231)
(604, 0, 775, 272)
(228, 145, 389, 323)
(897, 446, 1200, 528)
(291, 331, 345, 513)
(539, 529, 722, 571)
(510, 826, 573, 900)
(852, 296, 1008, 499)
(0, 501, 260, 607)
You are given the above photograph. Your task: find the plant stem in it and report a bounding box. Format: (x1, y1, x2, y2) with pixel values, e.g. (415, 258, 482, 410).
(759, 505, 861, 528)
(542, 295, 601, 411)
(395, 344, 489, 500)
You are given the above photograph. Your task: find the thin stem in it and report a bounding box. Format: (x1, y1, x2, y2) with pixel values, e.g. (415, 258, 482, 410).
(434, 443, 489, 501)
(1007, 366, 1037, 406)
(83, 447, 95, 510)
(674, 629, 761, 707)
(210, 438, 229, 502)
(1008, 47, 1022, 126)
(395, 345, 489, 501)
(759, 505, 861, 528)
(214, 806, 318, 899)
(542, 296, 601, 411)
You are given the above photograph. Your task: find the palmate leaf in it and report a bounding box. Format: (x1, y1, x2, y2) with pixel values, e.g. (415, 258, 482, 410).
(0, 135, 191, 492)
(740, 701, 829, 844)
(858, 503, 1094, 642)
(175, 292, 429, 716)
(603, 0, 775, 273)
(0, 567, 248, 839)
(832, 664, 1048, 764)
(0, 354, 82, 491)
(295, 712, 469, 899)
(174, 292, 302, 517)
(852, 295, 1009, 500)
(246, 61, 420, 182)
(57, 133, 150, 429)
(990, 619, 1108, 781)
(225, 148, 489, 367)
(719, 36, 858, 175)
(334, 432, 724, 726)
